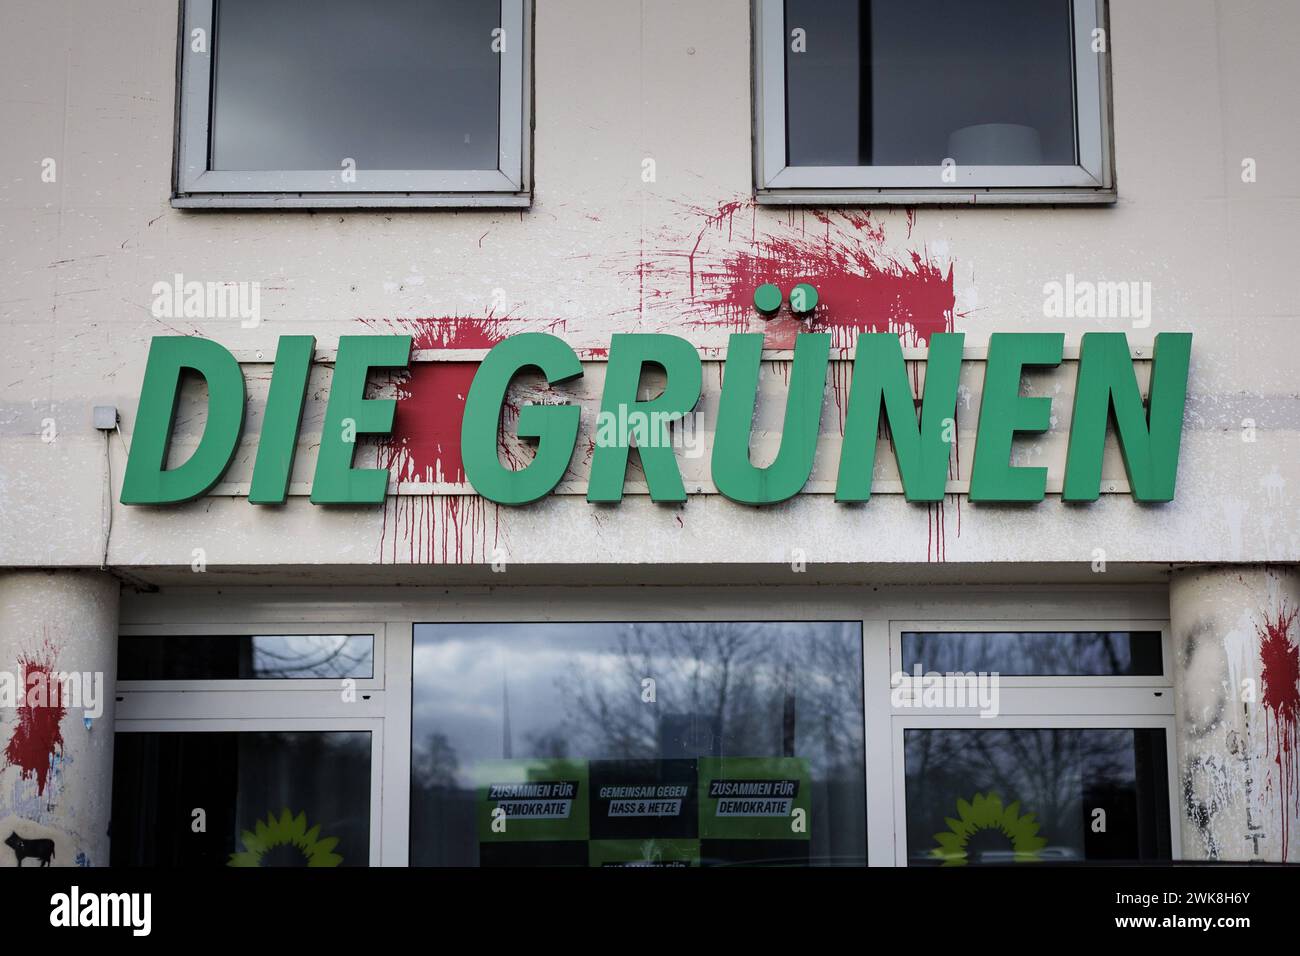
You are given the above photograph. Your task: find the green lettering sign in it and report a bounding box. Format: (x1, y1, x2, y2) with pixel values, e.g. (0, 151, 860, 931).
(249, 335, 316, 505)
(461, 333, 584, 505)
(587, 334, 702, 503)
(969, 332, 1064, 502)
(713, 332, 830, 504)
(119, 330, 1192, 509)
(120, 336, 245, 504)
(310, 335, 411, 504)
(1063, 332, 1192, 502)
(836, 332, 965, 502)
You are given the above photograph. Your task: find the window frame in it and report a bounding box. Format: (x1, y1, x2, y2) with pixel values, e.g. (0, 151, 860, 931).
(116, 621, 386, 693)
(172, 0, 530, 208)
(890, 619, 1174, 693)
(114, 621, 396, 865)
(887, 617, 1177, 867)
(753, 0, 1115, 204)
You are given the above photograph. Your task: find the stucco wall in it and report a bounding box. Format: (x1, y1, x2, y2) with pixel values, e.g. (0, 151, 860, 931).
(1, 0, 1296, 571)
(0, 570, 118, 868)
(1172, 566, 1300, 862)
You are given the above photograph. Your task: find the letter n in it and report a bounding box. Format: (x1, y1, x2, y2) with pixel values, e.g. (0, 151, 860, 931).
(1063, 332, 1191, 502)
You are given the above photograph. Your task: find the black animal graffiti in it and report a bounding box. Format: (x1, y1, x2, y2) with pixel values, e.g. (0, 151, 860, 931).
(5, 831, 56, 867)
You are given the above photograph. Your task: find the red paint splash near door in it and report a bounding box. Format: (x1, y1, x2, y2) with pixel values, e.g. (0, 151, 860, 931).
(1260, 604, 1300, 860)
(2, 642, 65, 795)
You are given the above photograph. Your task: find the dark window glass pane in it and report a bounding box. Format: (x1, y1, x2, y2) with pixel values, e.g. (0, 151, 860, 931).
(900, 632, 1164, 677)
(110, 731, 371, 866)
(117, 634, 374, 680)
(411, 622, 866, 867)
(210, 0, 501, 171)
(785, 0, 1077, 167)
(904, 728, 1171, 865)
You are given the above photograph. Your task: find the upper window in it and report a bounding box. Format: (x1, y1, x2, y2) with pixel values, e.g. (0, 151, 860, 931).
(175, 0, 528, 207)
(901, 630, 1163, 677)
(118, 633, 375, 680)
(755, 0, 1113, 202)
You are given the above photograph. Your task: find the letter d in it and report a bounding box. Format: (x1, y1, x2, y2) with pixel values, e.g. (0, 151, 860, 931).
(121, 337, 245, 503)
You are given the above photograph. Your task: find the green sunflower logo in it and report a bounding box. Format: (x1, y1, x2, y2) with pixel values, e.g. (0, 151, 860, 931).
(931, 792, 1048, 866)
(228, 808, 344, 867)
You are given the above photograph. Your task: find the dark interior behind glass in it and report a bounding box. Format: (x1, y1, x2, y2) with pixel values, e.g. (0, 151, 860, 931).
(210, 0, 501, 171)
(117, 634, 374, 680)
(901, 631, 1164, 676)
(111, 731, 371, 866)
(785, 0, 1077, 167)
(904, 728, 1171, 865)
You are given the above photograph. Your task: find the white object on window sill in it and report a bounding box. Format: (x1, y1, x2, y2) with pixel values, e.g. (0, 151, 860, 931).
(946, 123, 1044, 166)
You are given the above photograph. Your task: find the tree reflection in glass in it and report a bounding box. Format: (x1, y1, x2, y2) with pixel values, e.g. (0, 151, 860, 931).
(410, 622, 866, 866)
(904, 728, 1171, 865)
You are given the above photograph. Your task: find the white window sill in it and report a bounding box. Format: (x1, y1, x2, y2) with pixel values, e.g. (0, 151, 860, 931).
(172, 192, 532, 210)
(755, 187, 1117, 206)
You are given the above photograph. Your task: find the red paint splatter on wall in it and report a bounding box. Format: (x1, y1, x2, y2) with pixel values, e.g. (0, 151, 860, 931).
(361, 316, 510, 485)
(636, 200, 958, 351)
(356, 201, 962, 561)
(380, 315, 511, 352)
(2, 642, 66, 796)
(630, 199, 965, 560)
(360, 316, 535, 564)
(1259, 604, 1300, 860)
(694, 211, 954, 349)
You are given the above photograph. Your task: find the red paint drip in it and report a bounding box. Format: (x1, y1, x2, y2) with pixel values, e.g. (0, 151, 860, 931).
(379, 494, 497, 565)
(927, 500, 946, 562)
(1259, 604, 1300, 860)
(3, 643, 65, 795)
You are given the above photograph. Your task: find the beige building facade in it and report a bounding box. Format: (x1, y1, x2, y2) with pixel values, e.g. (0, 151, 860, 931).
(0, 0, 1297, 868)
